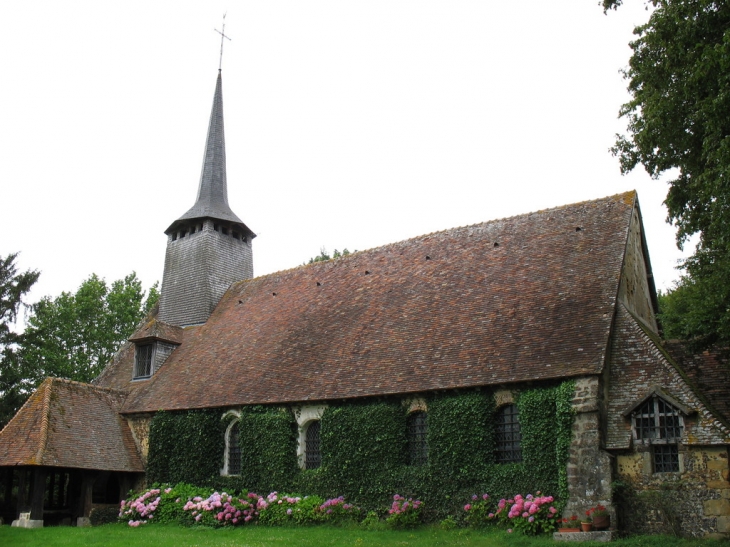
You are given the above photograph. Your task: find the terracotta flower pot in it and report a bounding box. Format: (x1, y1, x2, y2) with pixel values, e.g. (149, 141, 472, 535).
(592, 515, 610, 530)
(581, 522, 593, 532)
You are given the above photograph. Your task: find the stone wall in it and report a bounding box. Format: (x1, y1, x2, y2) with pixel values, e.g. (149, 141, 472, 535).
(564, 376, 614, 522)
(125, 414, 153, 466)
(605, 305, 730, 537)
(615, 446, 730, 538)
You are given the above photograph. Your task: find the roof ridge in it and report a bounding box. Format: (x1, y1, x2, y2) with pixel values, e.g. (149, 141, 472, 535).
(49, 376, 131, 397)
(35, 378, 53, 465)
(232, 191, 638, 287)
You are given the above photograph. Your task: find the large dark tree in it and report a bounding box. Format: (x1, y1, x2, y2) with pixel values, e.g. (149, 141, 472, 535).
(607, 0, 730, 348)
(0, 253, 40, 428)
(19, 273, 159, 386)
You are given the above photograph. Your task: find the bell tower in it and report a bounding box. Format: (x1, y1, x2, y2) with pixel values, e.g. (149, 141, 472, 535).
(158, 71, 255, 327)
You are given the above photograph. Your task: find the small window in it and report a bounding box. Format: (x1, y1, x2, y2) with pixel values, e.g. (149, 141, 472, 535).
(495, 404, 522, 463)
(653, 444, 679, 473)
(631, 396, 683, 473)
(305, 421, 321, 470)
(407, 411, 428, 466)
(227, 421, 241, 476)
(134, 344, 154, 378)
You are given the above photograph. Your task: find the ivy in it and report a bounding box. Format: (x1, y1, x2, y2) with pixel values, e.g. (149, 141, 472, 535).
(147, 409, 224, 486)
(428, 391, 494, 485)
(312, 401, 406, 507)
(237, 406, 299, 493)
(144, 382, 576, 520)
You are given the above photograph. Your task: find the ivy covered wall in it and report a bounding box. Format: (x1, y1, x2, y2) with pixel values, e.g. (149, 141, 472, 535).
(145, 382, 575, 517)
(147, 409, 225, 486)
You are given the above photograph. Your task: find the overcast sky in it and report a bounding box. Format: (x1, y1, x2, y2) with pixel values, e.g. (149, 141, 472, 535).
(2, 1, 688, 311)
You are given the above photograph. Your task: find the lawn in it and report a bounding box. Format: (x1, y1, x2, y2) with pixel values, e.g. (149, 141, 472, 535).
(0, 524, 725, 547)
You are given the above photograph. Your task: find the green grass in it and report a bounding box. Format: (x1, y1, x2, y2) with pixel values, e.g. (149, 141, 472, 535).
(0, 524, 725, 547)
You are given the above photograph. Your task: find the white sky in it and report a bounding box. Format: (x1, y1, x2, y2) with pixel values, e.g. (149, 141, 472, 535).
(1, 1, 688, 310)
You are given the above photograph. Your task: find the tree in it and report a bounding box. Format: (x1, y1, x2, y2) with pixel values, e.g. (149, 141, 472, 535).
(608, 0, 730, 348)
(0, 253, 40, 428)
(306, 247, 353, 264)
(20, 273, 159, 386)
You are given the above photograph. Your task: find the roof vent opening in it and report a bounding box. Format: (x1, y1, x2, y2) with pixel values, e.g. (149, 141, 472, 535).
(272, 292, 277, 297)
(316, 282, 321, 286)
(426, 255, 431, 260)
(238, 300, 243, 304)
(575, 226, 582, 232)
(365, 270, 371, 275)
(494, 242, 499, 247)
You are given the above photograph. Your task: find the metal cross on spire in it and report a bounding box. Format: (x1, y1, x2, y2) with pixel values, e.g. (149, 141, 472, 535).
(214, 13, 231, 71)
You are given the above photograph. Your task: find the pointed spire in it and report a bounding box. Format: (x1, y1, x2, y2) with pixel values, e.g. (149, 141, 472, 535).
(166, 72, 251, 235)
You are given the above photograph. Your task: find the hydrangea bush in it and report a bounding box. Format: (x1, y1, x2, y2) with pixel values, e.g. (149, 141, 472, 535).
(120, 484, 559, 533)
(463, 491, 559, 535)
(120, 484, 360, 528)
(385, 494, 423, 528)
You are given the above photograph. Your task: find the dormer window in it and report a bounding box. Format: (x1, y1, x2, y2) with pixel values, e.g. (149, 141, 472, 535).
(625, 388, 692, 473)
(133, 341, 179, 380)
(129, 320, 183, 380)
(134, 344, 154, 378)
(632, 397, 683, 442)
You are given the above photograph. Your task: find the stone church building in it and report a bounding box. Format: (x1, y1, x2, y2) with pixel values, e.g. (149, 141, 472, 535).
(0, 71, 729, 536)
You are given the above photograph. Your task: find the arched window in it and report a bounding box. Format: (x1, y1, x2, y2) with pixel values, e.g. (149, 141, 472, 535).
(305, 420, 321, 470)
(221, 412, 242, 476)
(495, 404, 522, 463)
(407, 411, 428, 466)
(227, 421, 241, 475)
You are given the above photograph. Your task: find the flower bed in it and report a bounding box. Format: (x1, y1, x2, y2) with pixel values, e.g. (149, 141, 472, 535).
(120, 484, 563, 535)
(463, 491, 559, 535)
(119, 484, 364, 528)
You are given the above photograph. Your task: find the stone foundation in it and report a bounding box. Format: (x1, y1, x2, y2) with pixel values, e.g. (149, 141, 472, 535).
(614, 446, 730, 537)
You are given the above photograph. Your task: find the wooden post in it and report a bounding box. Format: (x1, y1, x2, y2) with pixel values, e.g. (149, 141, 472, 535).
(16, 468, 28, 515)
(29, 467, 47, 521)
(77, 471, 98, 519)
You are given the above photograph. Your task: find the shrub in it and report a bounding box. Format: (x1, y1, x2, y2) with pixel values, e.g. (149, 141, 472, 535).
(182, 491, 259, 526)
(385, 494, 423, 528)
(89, 506, 120, 526)
(258, 492, 322, 526)
(319, 496, 362, 524)
(464, 491, 559, 535)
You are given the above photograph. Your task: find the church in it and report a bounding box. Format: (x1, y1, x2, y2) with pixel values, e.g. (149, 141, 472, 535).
(0, 69, 729, 537)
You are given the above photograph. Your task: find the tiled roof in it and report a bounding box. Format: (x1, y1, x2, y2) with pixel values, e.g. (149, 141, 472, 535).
(0, 378, 144, 472)
(663, 341, 730, 428)
(123, 192, 636, 413)
(128, 318, 184, 344)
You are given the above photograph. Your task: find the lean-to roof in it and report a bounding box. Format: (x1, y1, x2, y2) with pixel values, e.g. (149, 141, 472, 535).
(0, 378, 143, 472)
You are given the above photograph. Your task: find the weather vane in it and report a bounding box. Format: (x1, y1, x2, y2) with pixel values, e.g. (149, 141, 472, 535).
(214, 13, 231, 71)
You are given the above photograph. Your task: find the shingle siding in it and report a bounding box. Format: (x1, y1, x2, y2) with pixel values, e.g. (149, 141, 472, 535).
(159, 221, 253, 326)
